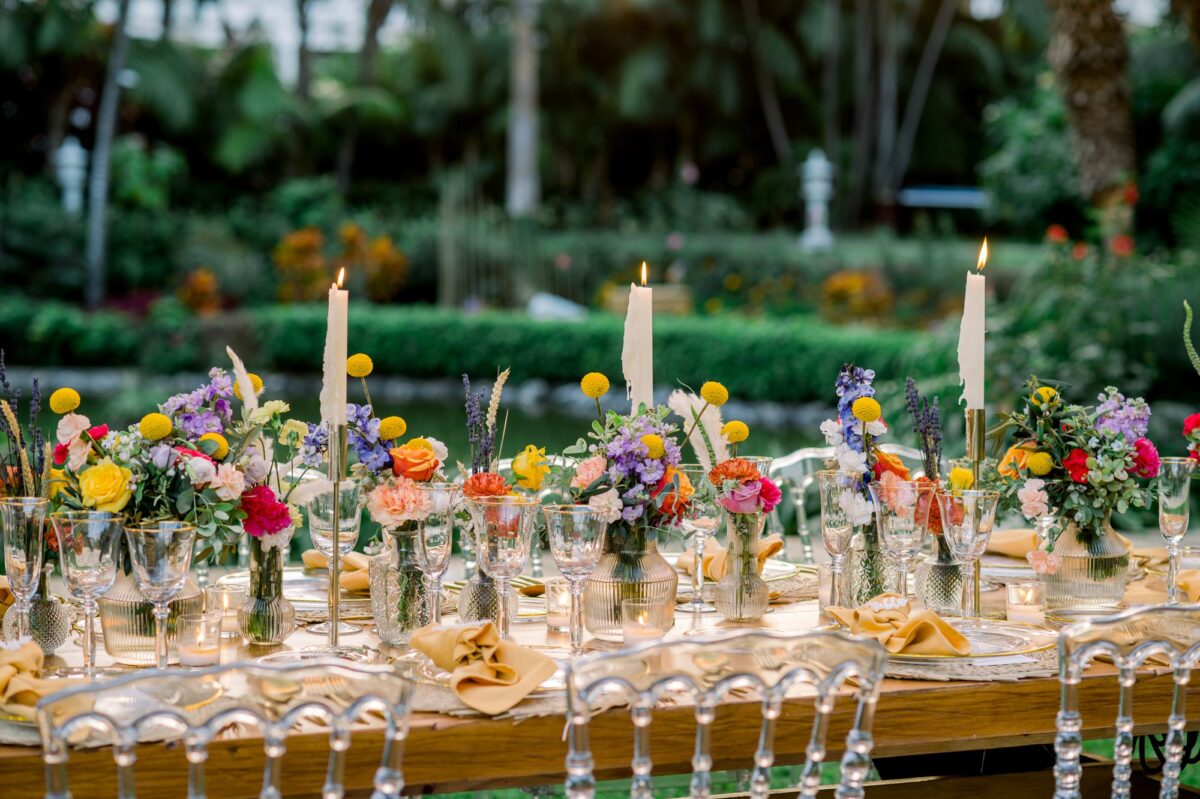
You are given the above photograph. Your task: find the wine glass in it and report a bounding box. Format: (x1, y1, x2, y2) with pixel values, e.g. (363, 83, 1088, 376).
(542, 505, 608, 655)
(677, 464, 718, 613)
(306, 480, 363, 637)
(465, 496, 539, 639)
(123, 521, 197, 668)
(416, 482, 461, 626)
(816, 471, 858, 609)
(869, 480, 935, 600)
(1157, 457, 1195, 604)
(0, 497, 48, 642)
(936, 490, 1000, 620)
(51, 510, 122, 677)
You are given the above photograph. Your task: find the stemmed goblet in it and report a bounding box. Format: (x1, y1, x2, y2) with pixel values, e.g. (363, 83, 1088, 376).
(415, 482, 461, 626)
(869, 480, 935, 600)
(465, 496, 540, 640)
(542, 505, 608, 655)
(124, 521, 197, 668)
(936, 489, 1001, 620)
(0, 497, 49, 642)
(51, 510, 123, 677)
(1157, 457, 1195, 604)
(677, 464, 718, 613)
(816, 471, 858, 609)
(306, 481, 363, 637)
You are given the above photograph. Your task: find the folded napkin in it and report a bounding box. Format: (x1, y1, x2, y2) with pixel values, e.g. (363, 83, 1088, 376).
(0, 577, 14, 621)
(677, 534, 785, 581)
(0, 641, 87, 722)
(1134, 546, 1170, 568)
(829, 594, 971, 656)
(302, 549, 371, 592)
(987, 528, 1134, 559)
(410, 623, 556, 715)
(1177, 570, 1200, 602)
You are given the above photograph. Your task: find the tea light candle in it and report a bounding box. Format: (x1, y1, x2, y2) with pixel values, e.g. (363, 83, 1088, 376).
(545, 578, 571, 633)
(1006, 580, 1045, 625)
(204, 585, 247, 638)
(179, 612, 222, 667)
(621, 598, 672, 644)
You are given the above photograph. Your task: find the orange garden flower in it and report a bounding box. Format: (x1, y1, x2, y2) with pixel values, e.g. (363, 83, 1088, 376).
(653, 467, 694, 518)
(391, 443, 440, 481)
(998, 444, 1037, 479)
(462, 472, 511, 498)
(872, 450, 911, 482)
(708, 457, 762, 487)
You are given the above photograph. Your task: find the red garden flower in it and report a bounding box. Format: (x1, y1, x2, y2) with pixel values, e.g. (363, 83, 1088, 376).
(1071, 242, 1089, 261)
(239, 485, 292, 538)
(1123, 182, 1139, 206)
(1063, 449, 1091, 483)
(1183, 413, 1200, 437)
(1045, 224, 1069, 244)
(1108, 234, 1134, 257)
(1132, 438, 1160, 479)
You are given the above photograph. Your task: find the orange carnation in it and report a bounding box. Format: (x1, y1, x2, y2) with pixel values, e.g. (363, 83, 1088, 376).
(914, 475, 943, 535)
(872, 450, 911, 482)
(462, 472, 511, 499)
(391, 444, 440, 481)
(653, 467, 694, 518)
(708, 457, 762, 487)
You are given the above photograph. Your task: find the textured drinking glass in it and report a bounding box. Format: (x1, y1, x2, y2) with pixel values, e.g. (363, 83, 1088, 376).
(466, 496, 539, 639)
(1158, 457, 1195, 604)
(416, 482, 461, 626)
(0, 497, 48, 642)
(936, 490, 1000, 619)
(124, 521, 197, 668)
(816, 471, 858, 609)
(51, 510, 122, 676)
(306, 481, 363, 637)
(543, 505, 608, 655)
(677, 464, 718, 614)
(869, 480, 934, 600)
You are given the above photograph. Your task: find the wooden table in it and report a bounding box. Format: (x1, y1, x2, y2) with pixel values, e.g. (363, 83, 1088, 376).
(0, 573, 1189, 797)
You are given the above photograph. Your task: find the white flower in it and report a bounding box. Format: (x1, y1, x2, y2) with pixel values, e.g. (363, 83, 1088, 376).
(1017, 478, 1050, 520)
(839, 489, 874, 527)
(56, 413, 90, 446)
(587, 488, 623, 524)
(835, 444, 868, 475)
(866, 420, 888, 437)
(257, 526, 295, 553)
(242, 452, 270, 484)
(249, 400, 290, 426)
(820, 418, 843, 446)
(186, 457, 217, 487)
(424, 436, 450, 464)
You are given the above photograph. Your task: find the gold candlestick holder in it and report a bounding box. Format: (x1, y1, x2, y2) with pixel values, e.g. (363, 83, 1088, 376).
(965, 408, 986, 614)
(327, 423, 347, 648)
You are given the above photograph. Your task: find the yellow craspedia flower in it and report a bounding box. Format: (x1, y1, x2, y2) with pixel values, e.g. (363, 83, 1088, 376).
(78, 460, 132, 513)
(138, 412, 172, 441)
(580, 372, 610, 399)
(347, 353, 374, 378)
(49, 388, 80, 415)
(1030, 386, 1059, 409)
(722, 420, 750, 444)
(1027, 451, 1054, 477)
(378, 416, 407, 441)
(948, 467, 975, 492)
(700, 381, 729, 407)
(198, 432, 230, 460)
(512, 444, 550, 491)
(851, 397, 882, 423)
(640, 434, 666, 459)
(233, 373, 264, 401)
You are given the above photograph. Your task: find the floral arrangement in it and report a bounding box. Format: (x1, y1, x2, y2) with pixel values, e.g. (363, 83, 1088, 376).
(1184, 302, 1200, 462)
(708, 458, 781, 516)
(990, 379, 1158, 548)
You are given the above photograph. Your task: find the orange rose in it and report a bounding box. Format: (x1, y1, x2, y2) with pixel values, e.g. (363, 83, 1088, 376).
(653, 467, 694, 518)
(391, 444, 440, 481)
(998, 445, 1035, 480)
(462, 472, 511, 498)
(708, 458, 762, 487)
(872, 450, 911, 482)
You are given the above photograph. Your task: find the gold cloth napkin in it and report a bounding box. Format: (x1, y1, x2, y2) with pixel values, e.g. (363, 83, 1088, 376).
(0, 577, 14, 623)
(677, 534, 785, 581)
(987, 529, 1133, 559)
(1177, 570, 1200, 602)
(829, 594, 972, 656)
(302, 549, 372, 592)
(1134, 547, 1170, 568)
(410, 623, 557, 715)
(0, 641, 87, 722)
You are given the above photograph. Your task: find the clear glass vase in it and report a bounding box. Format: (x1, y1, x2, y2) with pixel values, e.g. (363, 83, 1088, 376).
(583, 522, 678, 642)
(2, 564, 72, 655)
(714, 511, 770, 622)
(849, 524, 892, 605)
(916, 535, 962, 615)
(237, 537, 296, 645)
(456, 569, 518, 625)
(1041, 512, 1129, 615)
(98, 570, 203, 666)
(370, 526, 429, 645)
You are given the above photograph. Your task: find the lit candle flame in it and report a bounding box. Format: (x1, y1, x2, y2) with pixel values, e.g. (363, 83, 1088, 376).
(336, 267, 346, 288)
(976, 238, 989, 272)
(640, 261, 648, 287)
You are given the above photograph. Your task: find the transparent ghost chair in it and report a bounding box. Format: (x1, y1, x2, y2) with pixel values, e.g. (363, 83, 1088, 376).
(36, 660, 413, 799)
(1054, 604, 1200, 799)
(563, 628, 888, 799)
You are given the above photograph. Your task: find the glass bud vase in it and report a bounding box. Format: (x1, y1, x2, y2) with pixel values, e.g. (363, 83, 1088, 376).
(237, 536, 296, 645)
(1041, 512, 1129, 615)
(583, 522, 678, 642)
(849, 523, 892, 605)
(2, 564, 72, 655)
(370, 525, 429, 645)
(456, 570, 518, 626)
(917, 535, 962, 615)
(714, 511, 770, 622)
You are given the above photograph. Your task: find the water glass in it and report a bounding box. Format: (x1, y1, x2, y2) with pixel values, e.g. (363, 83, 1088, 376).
(416, 482, 461, 626)
(124, 521, 198, 668)
(543, 504, 608, 654)
(869, 480, 934, 600)
(307, 481, 363, 557)
(816, 471, 859, 609)
(936, 490, 1000, 620)
(51, 510, 122, 676)
(1158, 457, 1195, 604)
(0, 497, 48, 642)
(466, 496, 540, 639)
(677, 464, 718, 614)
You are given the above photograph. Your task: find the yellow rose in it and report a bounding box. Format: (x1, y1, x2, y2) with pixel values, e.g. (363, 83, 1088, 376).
(512, 444, 550, 491)
(78, 460, 132, 513)
(948, 467, 974, 493)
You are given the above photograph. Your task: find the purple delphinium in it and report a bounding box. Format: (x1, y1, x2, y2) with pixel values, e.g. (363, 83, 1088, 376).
(347, 405, 391, 473)
(1095, 386, 1151, 442)
(835, 364, 875, 453)
(302, 423, 329, 468)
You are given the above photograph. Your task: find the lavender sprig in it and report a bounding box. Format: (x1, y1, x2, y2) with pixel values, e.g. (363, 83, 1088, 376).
(904, 377, 943, 478)
(464, 374, 490, 474)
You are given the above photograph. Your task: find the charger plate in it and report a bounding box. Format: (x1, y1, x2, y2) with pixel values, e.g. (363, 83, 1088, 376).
(217, 567, 372, 615)
(885, 618, 1058, 664)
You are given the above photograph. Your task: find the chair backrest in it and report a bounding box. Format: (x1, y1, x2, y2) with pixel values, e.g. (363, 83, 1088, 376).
(563, 628, 887, 799)
(36, 659, 413, 799)
(1054, 604, 1200, 799)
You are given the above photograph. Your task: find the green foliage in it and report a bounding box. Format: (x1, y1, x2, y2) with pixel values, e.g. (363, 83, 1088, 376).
(111, 136, 187, 211)
(0, 297, 140, 367)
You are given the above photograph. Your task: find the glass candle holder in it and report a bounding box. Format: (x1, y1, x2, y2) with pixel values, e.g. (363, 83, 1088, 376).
(545, 578, 571, 633)
(621, 598, 673, 645)
(204, 585, 247, 639)
(178, 611, 222, 667)
(1006, 580, 1045, 625)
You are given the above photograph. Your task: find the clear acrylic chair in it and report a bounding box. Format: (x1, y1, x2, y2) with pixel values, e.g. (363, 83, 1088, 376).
(1054, 604, 1200, 799)
(36, 659, 413, 799)
(563, 628, 888, 799)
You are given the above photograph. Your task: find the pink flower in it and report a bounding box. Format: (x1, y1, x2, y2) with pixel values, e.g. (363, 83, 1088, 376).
(758, 477, 782, 514)
(211, 463, 245, 501)
(240, 485, 292, 538)
(571, 455, 608, 490)
(720, 479, 767, 514)
(1132, 438, 1160, 479)
(1027, 549, 1062, 576)
(367, 476, 430, 530)
(56, 413, 90, 446)
(1017, 478, 1050, 519)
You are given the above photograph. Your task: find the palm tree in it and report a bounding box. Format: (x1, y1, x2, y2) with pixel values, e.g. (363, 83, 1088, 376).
(334, 0, 394, 193)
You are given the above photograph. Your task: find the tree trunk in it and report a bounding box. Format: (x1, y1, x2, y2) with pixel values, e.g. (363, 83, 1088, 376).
(335, 0, 392, 193)
(161, 0, 174, 41)
(505, 0, 540, 218)
(891, 0, 958, 189)
(1046, 0, 1136, 227)
(742, 0, 792, 167)
(1177, 0, 1200, 57)
(296, 0, 313, 100)
(847, 0, 875, 225)
(85, 0, 133, 310)
(822, 0, 841, 163)
(872, 0, 899, 221)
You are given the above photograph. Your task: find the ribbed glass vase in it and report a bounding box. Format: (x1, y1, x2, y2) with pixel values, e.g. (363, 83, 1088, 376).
(1042, 512, 1129, 614)
(98, 571, 203, 666)
(370, 525, 429, 645)
(583, 522, 677, 642)
(238, 536, 296, 645)
(713, 511, 770, 622)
